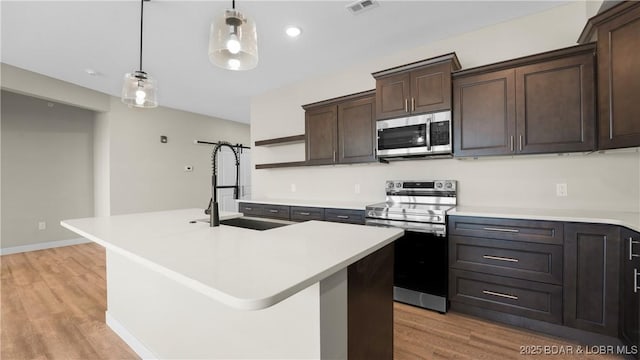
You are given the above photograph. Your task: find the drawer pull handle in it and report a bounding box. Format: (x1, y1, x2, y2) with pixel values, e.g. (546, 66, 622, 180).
(268, 210, 279, 213)
(482, 227, 520, 233)
(299, 212, 310, 216)
(245, 207, 253, 211)
(483, 255, 519, 263)
(483, 290, 518, 300)
(635, 268, 639, 294)
(630, 238, 640, 261)
(337, 215, 350, 219)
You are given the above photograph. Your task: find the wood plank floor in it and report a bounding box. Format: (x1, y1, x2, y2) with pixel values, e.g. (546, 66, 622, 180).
(1, 243, 623, 360)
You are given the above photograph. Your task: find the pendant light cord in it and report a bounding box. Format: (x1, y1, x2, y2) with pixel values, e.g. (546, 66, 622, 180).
(232, 0, 235, 9)
(139, 0, 144, 72)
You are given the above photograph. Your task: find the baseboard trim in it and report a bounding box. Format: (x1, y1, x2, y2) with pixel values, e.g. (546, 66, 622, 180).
(105, 311, 157, 360)
(0, 237, 91, 255)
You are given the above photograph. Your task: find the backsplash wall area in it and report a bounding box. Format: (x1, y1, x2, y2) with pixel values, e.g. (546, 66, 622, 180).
(251, 2, 640, 213)
(251, 151, 640, 212)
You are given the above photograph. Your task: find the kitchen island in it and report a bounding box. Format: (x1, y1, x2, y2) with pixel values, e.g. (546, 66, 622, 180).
(61, 208, 403, 359)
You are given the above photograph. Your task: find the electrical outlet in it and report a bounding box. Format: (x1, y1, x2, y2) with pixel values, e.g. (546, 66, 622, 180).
(556, 183, 568, 197)
(38, 221, 46, 230)
(354, 184, 361, 194)
(291, 183, 296, 192)
(184, 165, 193, 172)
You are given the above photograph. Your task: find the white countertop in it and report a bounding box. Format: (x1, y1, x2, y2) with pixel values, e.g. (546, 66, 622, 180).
(449, 206, 640, 233)
(61, 209, 402, 311)
(239, 198, 377, 210)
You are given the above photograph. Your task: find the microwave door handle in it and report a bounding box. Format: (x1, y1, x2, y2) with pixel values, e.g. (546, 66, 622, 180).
(426, 118, 431, 152)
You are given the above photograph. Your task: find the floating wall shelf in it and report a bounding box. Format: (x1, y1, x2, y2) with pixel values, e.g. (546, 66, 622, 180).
(254, 134, 305, 147)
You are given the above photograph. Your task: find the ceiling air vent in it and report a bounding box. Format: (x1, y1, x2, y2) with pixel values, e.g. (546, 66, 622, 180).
(346, 0, 379, 15)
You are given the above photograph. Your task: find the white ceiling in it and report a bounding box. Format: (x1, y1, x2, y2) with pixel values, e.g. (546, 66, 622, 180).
(1, 1, 568, 124)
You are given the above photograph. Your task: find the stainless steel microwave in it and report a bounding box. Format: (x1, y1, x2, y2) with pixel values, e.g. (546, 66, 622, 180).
(376, 111, 452, 159)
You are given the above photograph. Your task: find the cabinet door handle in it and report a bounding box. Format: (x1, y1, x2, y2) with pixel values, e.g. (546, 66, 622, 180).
(630, 237, 640, 261)
(404, 99, 409, 113)
(635, 268, 639, 293)
(518, 134, 523, 151)
(299, 212, 310, 216)
(482, 227, 520, 233)
(333, 151, 336, 162)
(337, 215, 350, 219)
(411, 97, 416, 112)
(268, 209, 279, 213)
(483, 290, 518, 300)
(483, 255, 519, 263)
(244, 207, 252, 211)
(510, 136, 514, 152)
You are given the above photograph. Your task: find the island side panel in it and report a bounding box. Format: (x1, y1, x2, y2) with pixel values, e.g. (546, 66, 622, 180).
(319, 268, 348, 359)
(105, 250, 322, 359)
(347, 243, 394, 359)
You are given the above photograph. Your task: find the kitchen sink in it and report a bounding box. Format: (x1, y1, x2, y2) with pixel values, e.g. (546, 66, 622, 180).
(194, 217, 293, 231)
(220, 217, 291, 231)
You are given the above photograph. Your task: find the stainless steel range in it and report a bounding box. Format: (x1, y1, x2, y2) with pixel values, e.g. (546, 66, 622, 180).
(366, 180, 457, 313)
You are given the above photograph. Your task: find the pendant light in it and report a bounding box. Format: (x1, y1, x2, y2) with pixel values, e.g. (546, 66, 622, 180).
(121, 0, 158, 108)
(208, 0, 258, 71)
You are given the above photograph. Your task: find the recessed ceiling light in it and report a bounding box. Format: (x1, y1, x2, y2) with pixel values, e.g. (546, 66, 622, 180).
(286, 26, 302, 38)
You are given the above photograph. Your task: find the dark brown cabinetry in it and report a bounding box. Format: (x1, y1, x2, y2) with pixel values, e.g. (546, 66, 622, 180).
(580, 2, 640, 149)
(453, 44, 596, 157)
(621, 228, 640, 358)
(372, 54, 460, 120)
(304, 90, 376, 165)
(305, 104, 338, 165)
(564, 223, 621, 336)
(324, 208, 365, 225)
(449, 216, 564, 324)
(238, 202, 290, 220)
(238, 202, 365, 225)
(290, 206, 325, 222)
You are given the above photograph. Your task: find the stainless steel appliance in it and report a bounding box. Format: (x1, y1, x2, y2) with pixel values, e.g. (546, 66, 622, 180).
(366, 180, 457, 313)
(376, 111, 452, 159)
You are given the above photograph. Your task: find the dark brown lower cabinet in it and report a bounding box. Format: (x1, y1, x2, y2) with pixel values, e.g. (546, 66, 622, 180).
(621, 228, 640, 359)
(564, 223, 621, 336)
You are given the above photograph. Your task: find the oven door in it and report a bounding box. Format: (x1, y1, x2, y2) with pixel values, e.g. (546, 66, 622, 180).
(394, 230, 448, 312)
(376, 115, 429, 157)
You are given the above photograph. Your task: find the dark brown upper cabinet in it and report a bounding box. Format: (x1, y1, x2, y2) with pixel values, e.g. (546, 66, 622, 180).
(305, 104, 337, 165)
(579, 2, 640, 150)
(303, 90, 376, 166)
(372, 53, 461, 120)
(453, 44, 596, 157)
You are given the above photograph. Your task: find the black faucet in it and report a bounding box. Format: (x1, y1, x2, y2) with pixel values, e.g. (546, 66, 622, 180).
(208, 141, 240, 227)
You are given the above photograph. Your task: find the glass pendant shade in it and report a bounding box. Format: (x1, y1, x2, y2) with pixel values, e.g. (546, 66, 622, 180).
(121, 71, 158, 108)
(209, 9, 258, 71)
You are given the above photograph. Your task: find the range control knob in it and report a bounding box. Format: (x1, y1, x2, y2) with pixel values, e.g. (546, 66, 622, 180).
(395, 182, 402, 188)
(436, 182, 443, 189)
(445, 182, 453, 189)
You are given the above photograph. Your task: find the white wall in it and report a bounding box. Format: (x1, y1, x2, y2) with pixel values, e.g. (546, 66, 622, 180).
(251, 1, 640, 213)
(1, 67, 251, 248)
(1, 91, 95, 248)
(102, 96, 250, 215)
(1, 63, 110, 112)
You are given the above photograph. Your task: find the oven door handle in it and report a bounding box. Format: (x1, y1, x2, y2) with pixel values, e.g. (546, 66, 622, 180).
(365, 218, 446, 236)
